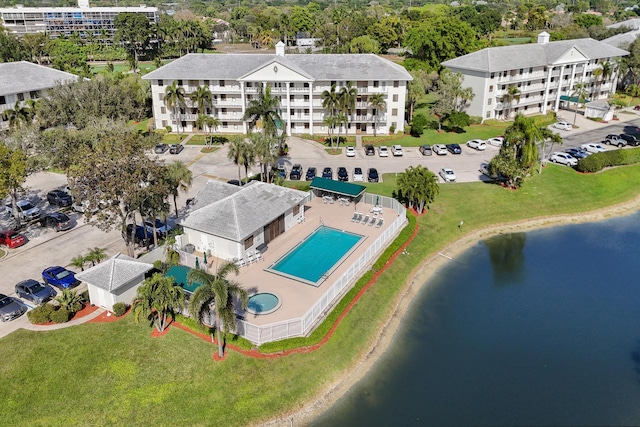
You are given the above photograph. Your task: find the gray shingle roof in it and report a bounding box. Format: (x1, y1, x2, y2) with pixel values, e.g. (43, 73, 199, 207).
(442, 38, 629, 73)
(76, 253, 153, 292)
(182, 180, 309, 241)
(607, 18, 640, 30)
(0, 61, 80, 97)
(602, 30, 640, 48)
(142, 53, 412, 81)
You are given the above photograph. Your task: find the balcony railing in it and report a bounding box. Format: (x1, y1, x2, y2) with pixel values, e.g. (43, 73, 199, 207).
(169, 113, 198, 121)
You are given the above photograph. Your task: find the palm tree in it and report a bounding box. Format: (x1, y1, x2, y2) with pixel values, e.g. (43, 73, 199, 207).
(249, 132, 278, 182)
(1, 101, 30, 131)
(189, 85, 212, 115)
(570, 82, 589, 126)
(339, 81, 358, 139)
(205, 116, 221, 146)
(368, 93, 386, 137)
(187, 261, 249, 358)
(227, 136, 251, 184)
(165, 161, 193, 217)
(70, 255, 86, 272)
(335, 111, 348, 149)
(85, 247, 107, 266)
(396, 165, 439, 214)
(538, 128, 563, 174)
(626, 84, 640, 109)
(500, 86, 521, 120)
(243, 86, 282, 139)
(132, 273, 185, 333)
(321, 83, 340, 144)
(164, 80, 186, 133)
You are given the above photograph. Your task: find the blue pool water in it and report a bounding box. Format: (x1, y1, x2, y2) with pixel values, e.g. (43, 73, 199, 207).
(247, 293, 280, 314)
(268, 226, 363, 285)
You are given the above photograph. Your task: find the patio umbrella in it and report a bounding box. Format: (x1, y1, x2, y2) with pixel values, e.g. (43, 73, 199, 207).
(376, 195, 380, 207)
(203, 252, 207, 266)
(195, 257, 200, 270)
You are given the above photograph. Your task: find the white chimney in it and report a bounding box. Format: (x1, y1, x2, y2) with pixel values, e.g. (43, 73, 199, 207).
(537, 31, 550, 44)
(275, 41, 285, 57)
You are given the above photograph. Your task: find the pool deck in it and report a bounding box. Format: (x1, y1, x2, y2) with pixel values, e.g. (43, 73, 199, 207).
(197, 198, 400, 327)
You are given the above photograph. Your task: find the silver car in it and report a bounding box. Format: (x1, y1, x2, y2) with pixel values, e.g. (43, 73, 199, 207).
(15, 279, 56, 305)
(0, 293, 27, 322)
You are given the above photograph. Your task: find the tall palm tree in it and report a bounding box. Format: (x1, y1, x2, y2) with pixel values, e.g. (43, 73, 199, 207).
(187, 261, 249, 358)
(368, 93, 386, 137)
(321, 83, 340, 143)
(500, 86, 521, 120)
(339, 81, 358, 139)
(1, 101, 30, 131)
(243, 86, 282, 139)
(189, 85, 212, 115)
(335, 111, 348, 149)
(164, 80, 186, 133)
(538, 128, 563, 174)
(164, 161, 193, 217)
(227, 136, 251, 184)
(132, 273, 186, 333)
(249, 132, 278, 182)
(570, 82, 589, 126)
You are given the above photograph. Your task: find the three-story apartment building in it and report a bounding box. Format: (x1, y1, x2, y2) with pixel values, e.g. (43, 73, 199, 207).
(442, 32, 628, 121)
(142, 42, 412, 136)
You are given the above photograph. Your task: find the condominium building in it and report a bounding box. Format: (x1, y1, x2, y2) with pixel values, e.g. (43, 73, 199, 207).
(0, 61, 79, 131)
(0, 1, 158, 40)
(442, 32, 628, 121)
(142, 42, 412, 136)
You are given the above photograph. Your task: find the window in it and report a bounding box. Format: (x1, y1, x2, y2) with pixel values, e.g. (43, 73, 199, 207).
(29, 91, 38, 99)
(392, 94, 398, 102)
(290, 95, 294, 101)
(393, 81, 399, 88)
(244, 236, 254, 250)
(304, 109, 309, 114)
(161, 120, 167, 127)
(373, 81, 379, 88)
(304, 82, 309, 88)
(0, 96, 5, 105)
(246, 82, 252, 87)
(221, 108, 227, 113)
(158, 80, 163, 87)
(293, 205, 300, 216)
(550, 77, 555, 83)
(489, 85, 493, 92)
(304, 123, 309, 129)
(221, 94, 226, 100)
(488, 98, 492, 105)
(490, 73, 495, 79)
(219, 80, 225, 87)
(331, 81, 336, 86)
(486, 111, 491, 118)
(527, 81, 531, 86)
(529, 67, 533, 73)
(17, 93, 24, 101)
(392, 108, 398, 116)
(204, 80, 209, 86)
(159, 93, 164, 101)
(161, 107, 166, 114)
(502, 85, 506, 90)
(304, 95, 309, 101)
(391, 121, 397, 129)
(222, 121, 228, 127)
(519, 69, 523, 75)
(177, 80, 183, 86)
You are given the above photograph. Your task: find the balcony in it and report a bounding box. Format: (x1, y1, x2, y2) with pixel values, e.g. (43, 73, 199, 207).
(497, 71, 546, 84)
(170, 113, 198, 121)
(212, 85, 241, 93)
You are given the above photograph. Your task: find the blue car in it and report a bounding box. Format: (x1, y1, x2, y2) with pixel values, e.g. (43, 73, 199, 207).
(42, 266, 80, 289)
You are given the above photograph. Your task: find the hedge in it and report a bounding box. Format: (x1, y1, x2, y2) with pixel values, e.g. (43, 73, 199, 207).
(576, 147, 640, 172)
(112, 302, 127, 317)
(27, 303, 55, 324)
(50, 308, 70, 324)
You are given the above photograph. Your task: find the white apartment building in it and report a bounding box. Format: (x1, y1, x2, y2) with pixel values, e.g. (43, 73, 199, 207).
(142, 42, 412, 136)
(0, 1, 158, 40)
(0, 61, 79, 131)
(442, 32, 628, 121)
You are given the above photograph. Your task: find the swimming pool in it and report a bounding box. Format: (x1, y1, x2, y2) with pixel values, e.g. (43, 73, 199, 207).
(165, 265, 202, 294)
(246, 293, 281, 315)
(267, 226, 364, 286)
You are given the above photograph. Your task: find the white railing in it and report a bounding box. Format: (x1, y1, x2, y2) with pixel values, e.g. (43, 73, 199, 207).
(235, 194, 407, 344)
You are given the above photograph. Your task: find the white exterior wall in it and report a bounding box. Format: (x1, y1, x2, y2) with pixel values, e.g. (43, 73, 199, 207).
(114, 275, 145, 308)
(0, 89, 45, 130)
(87, 285, 116, 312)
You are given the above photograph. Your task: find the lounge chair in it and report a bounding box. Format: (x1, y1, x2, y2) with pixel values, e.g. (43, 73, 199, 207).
(351, 211, 359, 222)
(235, 258, 246, 268)
(254, 251, 263, 262)
(376, 218, 384, 228)
(355, 212, 362, 222)
(368, 216, 376, 226)
(361, 214, 370, 225)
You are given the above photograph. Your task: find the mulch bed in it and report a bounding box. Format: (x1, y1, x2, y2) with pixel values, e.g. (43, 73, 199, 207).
(87, 307, 130, 323)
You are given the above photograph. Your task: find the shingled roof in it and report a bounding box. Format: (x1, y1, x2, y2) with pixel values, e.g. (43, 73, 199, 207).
(442, 38, 628, 73)
(0, 61, 79, 97)
(182, 180, 309, 241)
(76, 253, 153, 292)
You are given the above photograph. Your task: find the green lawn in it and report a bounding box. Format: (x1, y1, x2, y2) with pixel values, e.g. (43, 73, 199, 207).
(90, 61, 158, 74)
(362, 122, 509, 147)
(2, 164, 640, 425)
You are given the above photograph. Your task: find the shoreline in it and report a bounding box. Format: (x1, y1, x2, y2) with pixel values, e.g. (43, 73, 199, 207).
(263, 194, 640, 426)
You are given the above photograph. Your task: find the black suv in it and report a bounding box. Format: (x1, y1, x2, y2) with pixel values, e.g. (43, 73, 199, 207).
(122, 224, 156, 246)
(155, 143, 169, 154)
(364, 144, 375, 156)
(305, 167, 317, 181)
(603, 134, 626, 147)
(337, 167, 349, 182)
(290, 164, 302, 180)
(367, 168, 379, 182)
(46, 190, 72, 207)
(619, 134, 640, 146)
(446, 143, 462, 154)
(322, 167, 333, 179)
(40, 212, 72, 232)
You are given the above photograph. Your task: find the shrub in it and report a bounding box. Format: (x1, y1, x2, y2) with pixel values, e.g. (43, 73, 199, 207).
(410, 113, 428, 137)
(27, 303, 55, 324)
(469, 116, 483, 125)
(164, 125, 172, 133)
(50, 308, 70, 324)
(113, 302, 127, 317)
(576, 147, 640, 172)
(389, 125, 396, 134)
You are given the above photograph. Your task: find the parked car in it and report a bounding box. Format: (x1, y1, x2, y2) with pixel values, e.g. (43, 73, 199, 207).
(15, 279, 56, 305)
(378, 146, 389, 157)
(487, 136, 504, 147)
(446, 143, 462, 154)
(42, 266, 81, 289)
(227, 179, 243, 186)
(72, 199, 100, 214)
(364, 144, 375, 156)
(367, 168, 379, 182)
(432, 144, 448, 155)
(277, 165, 287, 178)
(553, 121, 572, 131)
(122, 224, 156, 246)
(565, 147, 590, 159)
(603, 134, 626, 147)
(143, 218, 174, 237)
(154, 143, 169, 154)
(549, 152, 578, 166)
(581, 143, 607, 153)
(40, 212, 72, 232)
(6, 199, 41, 221)
(169, 144, 184, 154)
(391, 145, 403, 156)
(289, 164, 302, 180)
(619, 134, 640, 147)
(322, 167, 333, 179)
(439, 168, 456, 182)
(634, 105, 640, 111)
(305, 167, 317, 181)
(419, 144, 432, 156)
(46, 190, 72, 207)
(353, 167, 364, 182)
(467, 139, 487, 151)
(0, 230, 26, 248)
(337, 167, 349, 182)
(345, 146, 356, 157)
(0, 293, 27, 322)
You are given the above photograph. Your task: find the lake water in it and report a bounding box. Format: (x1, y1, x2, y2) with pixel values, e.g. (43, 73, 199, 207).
(313, 213, 640, 426)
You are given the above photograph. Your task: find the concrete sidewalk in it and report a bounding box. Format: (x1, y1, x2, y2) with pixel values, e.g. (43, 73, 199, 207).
(556, 107, 640, 135)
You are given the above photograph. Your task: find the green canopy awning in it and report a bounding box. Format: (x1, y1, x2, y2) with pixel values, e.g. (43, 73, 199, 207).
(560, 95, 590, 103)
(310, 177, 366, 198)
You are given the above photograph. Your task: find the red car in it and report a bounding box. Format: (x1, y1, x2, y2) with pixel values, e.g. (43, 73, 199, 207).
(0, 230, 26, 248)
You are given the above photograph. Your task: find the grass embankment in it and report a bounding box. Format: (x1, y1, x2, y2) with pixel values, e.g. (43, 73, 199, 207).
(2, 165, 640, 425)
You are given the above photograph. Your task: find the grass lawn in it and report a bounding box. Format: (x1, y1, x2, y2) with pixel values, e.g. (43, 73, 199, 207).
(362, 122, 509, 147)
(90, 61, 158, 74)
(2, 164, 640, 425)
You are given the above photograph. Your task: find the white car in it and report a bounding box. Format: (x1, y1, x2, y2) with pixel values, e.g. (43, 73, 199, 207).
(353, 167, 364, 182)
(432, 144, 448, 155)
(487, 136, 504, 147)
(439, 168, 456, 182)
(391, 145, 403, 156)
(553, 121, 572, 131)
(345, 146, 356, 157)
(549, 152, 578, 166)
(467, 139, 487, 151)
(581, 143, 607, 153)
(378, 146, 389, 157)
